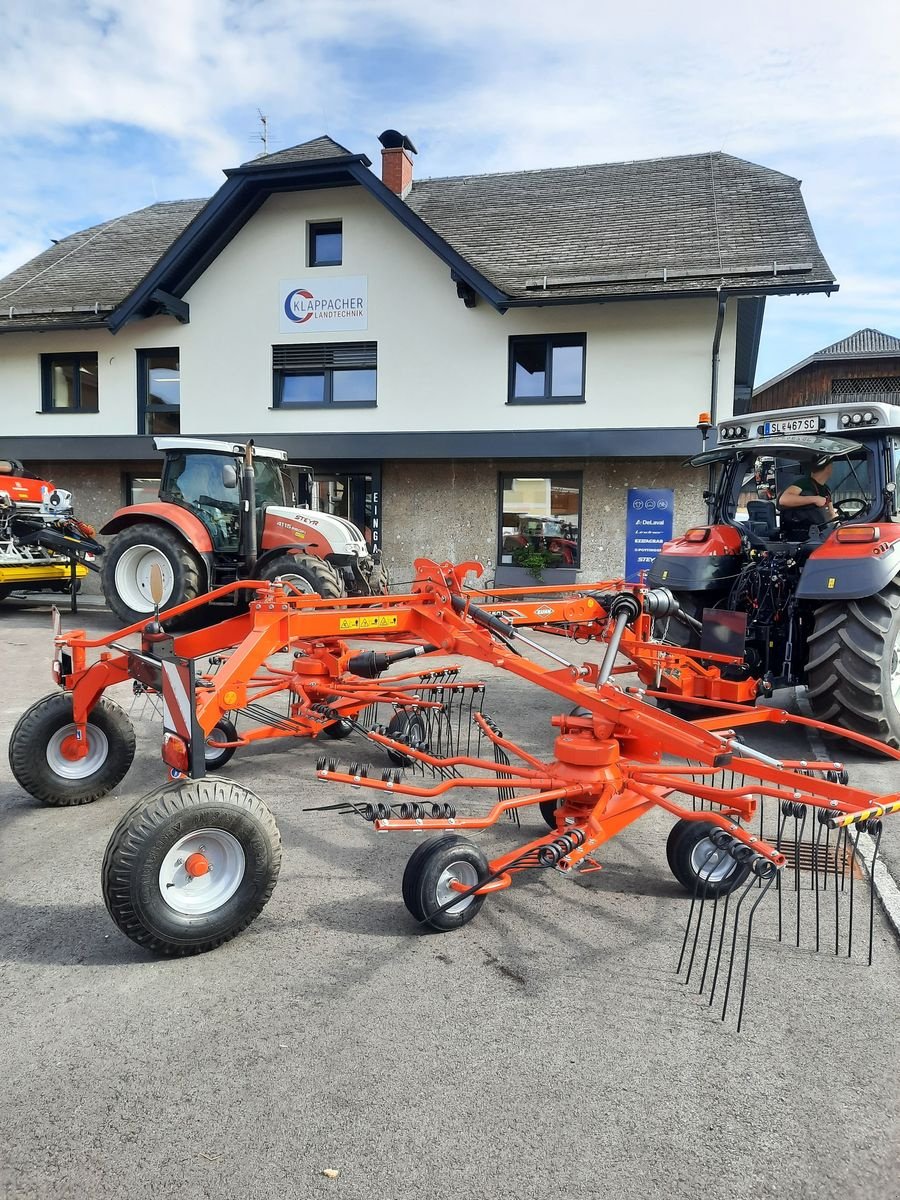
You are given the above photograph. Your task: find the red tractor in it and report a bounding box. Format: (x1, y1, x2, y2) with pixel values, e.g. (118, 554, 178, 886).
(649, 401, 900, 746)
(100, 438, 386, 627)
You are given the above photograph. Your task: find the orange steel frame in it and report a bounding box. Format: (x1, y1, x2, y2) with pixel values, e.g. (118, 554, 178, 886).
(50, 558, 900, 894)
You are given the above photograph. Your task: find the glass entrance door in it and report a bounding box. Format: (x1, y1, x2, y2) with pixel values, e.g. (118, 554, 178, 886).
(312, 469, 382, 552)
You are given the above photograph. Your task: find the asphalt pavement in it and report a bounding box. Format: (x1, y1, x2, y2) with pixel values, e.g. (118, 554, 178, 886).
(1, 595, 899, 1200)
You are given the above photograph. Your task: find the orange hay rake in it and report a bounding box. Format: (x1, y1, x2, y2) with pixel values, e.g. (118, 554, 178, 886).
(9, 559, 899, 1027)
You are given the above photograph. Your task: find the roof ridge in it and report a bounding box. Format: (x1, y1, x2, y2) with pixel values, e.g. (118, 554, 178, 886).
(410, 149, 745, 188)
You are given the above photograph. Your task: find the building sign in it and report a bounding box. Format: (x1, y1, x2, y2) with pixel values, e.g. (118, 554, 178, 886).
(625, 488, 673, 582)
(279, 277, 368, 333)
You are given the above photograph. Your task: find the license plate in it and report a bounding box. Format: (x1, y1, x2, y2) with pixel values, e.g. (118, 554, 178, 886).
(763, 417, 819, 435)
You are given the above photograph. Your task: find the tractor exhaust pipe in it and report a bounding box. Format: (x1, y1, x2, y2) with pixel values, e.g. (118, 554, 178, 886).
(241, 440, 257, 573)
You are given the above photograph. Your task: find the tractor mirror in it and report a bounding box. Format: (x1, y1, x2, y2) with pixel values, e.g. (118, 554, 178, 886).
(149, 563, 165, 607)
(222, 463, 238, 489)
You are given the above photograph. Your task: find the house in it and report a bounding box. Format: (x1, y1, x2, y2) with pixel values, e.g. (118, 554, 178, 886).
(0, 133, 836, 586)
(749, 328, 900, 413)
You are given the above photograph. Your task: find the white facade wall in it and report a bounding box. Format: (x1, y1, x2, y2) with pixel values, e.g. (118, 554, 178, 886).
(1, 185, 737, 437)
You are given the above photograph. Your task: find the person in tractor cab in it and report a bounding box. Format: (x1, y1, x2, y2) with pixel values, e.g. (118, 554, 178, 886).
(777, 456, 836, 536)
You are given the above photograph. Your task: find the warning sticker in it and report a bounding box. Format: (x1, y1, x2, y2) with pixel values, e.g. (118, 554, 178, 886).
(338, 614, 399, 631)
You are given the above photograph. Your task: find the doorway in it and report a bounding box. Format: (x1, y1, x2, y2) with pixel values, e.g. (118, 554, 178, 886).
(312, 468, 382, 552)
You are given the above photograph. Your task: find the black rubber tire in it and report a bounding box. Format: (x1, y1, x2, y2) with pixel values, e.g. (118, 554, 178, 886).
(386, 709, 427, 767)
(539, 799, 561, 829)
(806, 578, 900, 749)
(261, 554, 344, 599)
(667, 819, 751, 897)
(402, 835, 489, 931)
(102, 522, 204, 629)
(204, 716, 238, 771)
(102, 777, 282, 956)
(322, 716, 354, 739)
(8, 692, 136, 806)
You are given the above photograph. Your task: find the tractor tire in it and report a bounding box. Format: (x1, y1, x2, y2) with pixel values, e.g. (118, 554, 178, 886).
(8, 692, 136, 806)
(102, 777, 282, 956)
(102, 522, 204, 629)
(260, 554, 344, 599)
(806, 577, 900, 749)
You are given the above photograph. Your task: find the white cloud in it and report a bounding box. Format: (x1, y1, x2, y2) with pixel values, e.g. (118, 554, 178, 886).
(1, 0, 899, 379)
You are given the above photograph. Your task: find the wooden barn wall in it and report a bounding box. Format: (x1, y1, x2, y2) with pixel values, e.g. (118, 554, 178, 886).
(751, 357, 900, 411)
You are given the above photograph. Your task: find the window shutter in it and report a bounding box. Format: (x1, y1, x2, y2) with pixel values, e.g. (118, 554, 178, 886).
(273, 342, 376, 370)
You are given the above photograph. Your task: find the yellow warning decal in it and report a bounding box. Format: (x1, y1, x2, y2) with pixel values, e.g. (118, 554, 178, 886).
(827, 577, 836, 589)
(339, 614, 399, 631)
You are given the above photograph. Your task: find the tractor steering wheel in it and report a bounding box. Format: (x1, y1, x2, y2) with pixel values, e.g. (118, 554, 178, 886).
(833, 496, 868, 521)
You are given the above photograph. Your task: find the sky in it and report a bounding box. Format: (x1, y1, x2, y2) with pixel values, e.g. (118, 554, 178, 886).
(2, 0, 899, 386)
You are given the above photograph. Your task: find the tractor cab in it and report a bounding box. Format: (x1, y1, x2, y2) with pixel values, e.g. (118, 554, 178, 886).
(156, 439, 313, 552)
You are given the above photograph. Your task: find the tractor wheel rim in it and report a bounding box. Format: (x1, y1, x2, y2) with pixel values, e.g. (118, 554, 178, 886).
(890, 627, 900, 704)
(435, 861, 479, 914)
(158, 828, 245, 915)
(690, 838, 735, 885)
(46, 723, 109, 779)
(276, 573, 315, 595)
(114, 545, 175, 613)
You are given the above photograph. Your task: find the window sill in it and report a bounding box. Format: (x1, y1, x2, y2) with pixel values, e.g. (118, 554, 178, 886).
(308, 260, 343, 268)
(506, 398, 586, 406)
(36, 408, 99, 414)
(269, 403, 377, 410)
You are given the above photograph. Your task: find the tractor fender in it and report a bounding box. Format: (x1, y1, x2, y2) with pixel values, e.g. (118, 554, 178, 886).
(796, 527, 900, 600)
(98, 504, 214, 585)
(647, 525, 743, 592)
(254, 544, 325, 575)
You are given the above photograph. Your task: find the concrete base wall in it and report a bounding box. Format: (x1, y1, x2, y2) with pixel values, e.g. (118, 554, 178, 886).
(383, 458, 707, 584)
(23, 456, 710, 597)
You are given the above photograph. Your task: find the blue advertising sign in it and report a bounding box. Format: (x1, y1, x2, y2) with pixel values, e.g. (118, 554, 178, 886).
(625, 488, 674, 582)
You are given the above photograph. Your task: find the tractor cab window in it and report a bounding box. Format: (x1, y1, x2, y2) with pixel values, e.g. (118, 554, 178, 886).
(253, 458, 288, 508)
(728, 447, 875, 533)
(162, 452, 241, 550)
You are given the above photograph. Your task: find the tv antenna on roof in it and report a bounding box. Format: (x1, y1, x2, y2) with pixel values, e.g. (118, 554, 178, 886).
(249, 110, 270, 157)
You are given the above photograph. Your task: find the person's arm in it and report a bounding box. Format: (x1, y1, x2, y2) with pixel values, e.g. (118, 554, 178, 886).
(778, 485, 828, 510)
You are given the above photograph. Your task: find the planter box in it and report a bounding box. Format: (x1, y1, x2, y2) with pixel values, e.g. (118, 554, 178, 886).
(492, 565, 580, 588)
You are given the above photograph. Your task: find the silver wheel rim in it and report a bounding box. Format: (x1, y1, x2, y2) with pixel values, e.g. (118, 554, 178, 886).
(435, 860, 479, 914)
(114, 544, 174, 614)
(158, 828, 245, 915)
(205, 724, 231, 766)
(890, 625, 900, 704)
(690, 838, 735, 885)
(275, 573, 315, 595)
(46, 723, 109, 779)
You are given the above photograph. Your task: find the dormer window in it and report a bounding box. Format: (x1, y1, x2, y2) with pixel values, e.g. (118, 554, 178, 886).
(308, 221, 342, 267)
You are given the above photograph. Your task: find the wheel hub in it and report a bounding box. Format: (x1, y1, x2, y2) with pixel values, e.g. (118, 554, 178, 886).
(435, 861, 479, 913)
(46, 723, 109, 779)
(690, 838, 734, 884)
(114, 545, 175, 614)
(158, 828, 245, 915)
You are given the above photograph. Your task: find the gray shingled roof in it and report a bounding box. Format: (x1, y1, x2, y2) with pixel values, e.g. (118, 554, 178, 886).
(754, 327, 900, 393)
(0, 199, 205, 330)
(239, 135, 354, 168)
(405, 152, 834, 301)
(817, 328, 900, 356)
(0, 139, 835, 333)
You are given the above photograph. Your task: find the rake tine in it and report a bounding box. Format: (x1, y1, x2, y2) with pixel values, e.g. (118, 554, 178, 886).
(735, 864, 778, 1033)
(683, 843, 722, 986)
(834, 822, 843, 956)
(868, 820, 883, 967)
(823, 820, 831, 892)
(775, 804, 789, 941)
(720, 865, 760, 1025)
(813, 813, 828, 953)
(848, 826, 862, 959)
(707, 887, 732, 1006)
(794, 805, 807, 948)
(698, 887, 722, 994)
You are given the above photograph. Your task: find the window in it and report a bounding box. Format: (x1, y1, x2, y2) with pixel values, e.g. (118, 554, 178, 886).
(508, 335, 585, 404)
(273, 342, 377, 408)
(308, 221, 342, 267)
(137, 348, 180, 434)
(125, 475, 161, 505)
(40, 353, 99, 412)
(499, 473, 582, 568)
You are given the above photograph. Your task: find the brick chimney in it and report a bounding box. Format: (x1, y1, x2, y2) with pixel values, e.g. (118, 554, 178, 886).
(378, 129, 417, 199)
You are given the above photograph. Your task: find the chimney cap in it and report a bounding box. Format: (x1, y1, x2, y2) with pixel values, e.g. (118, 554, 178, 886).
(378, 129, 417, 155)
